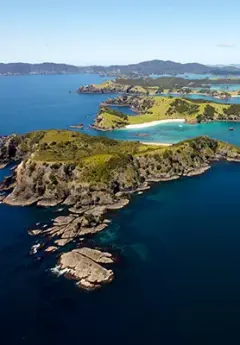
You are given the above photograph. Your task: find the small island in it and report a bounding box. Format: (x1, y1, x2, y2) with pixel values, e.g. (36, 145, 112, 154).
(91, 95, 240, 130)
(1, 129, 240, 290)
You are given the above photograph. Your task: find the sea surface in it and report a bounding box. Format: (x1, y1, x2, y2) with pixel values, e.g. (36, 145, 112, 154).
(2, 75, 240, 344)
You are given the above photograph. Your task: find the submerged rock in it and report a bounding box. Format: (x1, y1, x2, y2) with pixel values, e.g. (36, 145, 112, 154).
(59, 248, 114, 290)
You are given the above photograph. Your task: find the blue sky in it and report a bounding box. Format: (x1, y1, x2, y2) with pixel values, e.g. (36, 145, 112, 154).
(1, 0, 240, 65)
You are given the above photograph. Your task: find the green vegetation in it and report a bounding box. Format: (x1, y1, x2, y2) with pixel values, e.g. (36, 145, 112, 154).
(166, 99, 200, 116)
(95, 96, 240, 129)
(2, 129, 240, 202)
(30, 130, 152, 163)
(100, 106, 128, 120)
(223, 105, 240, 117)
(115, 77, 240, 89)
(32, 132, 240, 185)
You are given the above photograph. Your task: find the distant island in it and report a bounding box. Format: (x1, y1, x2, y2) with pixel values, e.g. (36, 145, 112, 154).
(1, 130, 240, 290)
(77, 78, 240, 94)
(1, 60, 240, 76)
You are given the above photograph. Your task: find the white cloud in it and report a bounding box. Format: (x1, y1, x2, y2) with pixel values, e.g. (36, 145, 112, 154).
(216, 43, 235, 48)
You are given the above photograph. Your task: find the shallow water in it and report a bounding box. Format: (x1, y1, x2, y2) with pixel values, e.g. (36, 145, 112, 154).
(107, 121, 240, 144)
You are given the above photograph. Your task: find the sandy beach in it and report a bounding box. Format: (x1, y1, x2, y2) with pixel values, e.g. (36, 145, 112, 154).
(125, 119, 185, 129)
(141, 142, 172, 146)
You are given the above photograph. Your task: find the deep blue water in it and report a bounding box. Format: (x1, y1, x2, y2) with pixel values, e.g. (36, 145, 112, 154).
(2, 75, 240, 344)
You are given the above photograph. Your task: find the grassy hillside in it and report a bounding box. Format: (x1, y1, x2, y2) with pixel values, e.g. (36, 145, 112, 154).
(2, 129, 240, 208)
(94, 97, 240, 129)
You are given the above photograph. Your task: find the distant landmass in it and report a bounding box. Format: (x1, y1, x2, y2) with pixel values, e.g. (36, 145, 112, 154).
(1, 60, 240, 76)
(0, 62, 80, 76)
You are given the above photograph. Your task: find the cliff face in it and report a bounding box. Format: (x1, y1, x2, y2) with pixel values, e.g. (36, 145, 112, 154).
(2, 130, 240, 207)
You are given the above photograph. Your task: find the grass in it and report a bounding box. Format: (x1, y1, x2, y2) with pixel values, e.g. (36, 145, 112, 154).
(14, 129, 240, 186)
(27, 129, 154, 163)
(96, 97, 238, 128)
(97, 111, 128, 129)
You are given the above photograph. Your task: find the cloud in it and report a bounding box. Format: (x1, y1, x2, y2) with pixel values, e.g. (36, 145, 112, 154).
(216, 43, 235, 48)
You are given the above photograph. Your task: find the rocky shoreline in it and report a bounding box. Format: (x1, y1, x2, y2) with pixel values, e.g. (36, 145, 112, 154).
(1, 130, 240, 290)
(76, 82, 147, 95)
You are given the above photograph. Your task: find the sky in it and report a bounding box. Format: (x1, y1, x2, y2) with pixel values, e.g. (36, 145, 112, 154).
(1, 0, 240, 66)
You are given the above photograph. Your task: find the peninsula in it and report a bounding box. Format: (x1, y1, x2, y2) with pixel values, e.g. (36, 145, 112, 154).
(1, 130, 240, 290)
(92, 95, 240, 130)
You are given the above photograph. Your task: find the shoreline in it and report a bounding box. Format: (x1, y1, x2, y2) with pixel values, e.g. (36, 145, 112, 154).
(125, 119, 185, 129)
(140, 141, 172, 146)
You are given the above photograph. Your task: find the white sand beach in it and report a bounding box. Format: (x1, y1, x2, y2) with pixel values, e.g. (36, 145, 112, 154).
(140, 142, 172, 146)
(125, 119, 185, 129)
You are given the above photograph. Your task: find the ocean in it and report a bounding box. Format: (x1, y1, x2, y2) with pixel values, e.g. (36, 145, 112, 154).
(1, 74, 240, 344)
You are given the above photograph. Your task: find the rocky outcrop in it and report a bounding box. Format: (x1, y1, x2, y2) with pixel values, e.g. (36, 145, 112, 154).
(59, 248, 114, 290)
(0, 134, 28, 166)
(102, 95, 154, 113)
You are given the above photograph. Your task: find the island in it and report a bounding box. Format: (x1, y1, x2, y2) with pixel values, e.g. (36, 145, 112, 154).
(91, 95, 240, 130)
(77, 78, 240, 96)
(1, 130, 240, 289)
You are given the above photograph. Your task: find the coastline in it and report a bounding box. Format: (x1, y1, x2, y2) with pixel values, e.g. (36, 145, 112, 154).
(125, 119, 185, 129)
(140, 142, 172, 146)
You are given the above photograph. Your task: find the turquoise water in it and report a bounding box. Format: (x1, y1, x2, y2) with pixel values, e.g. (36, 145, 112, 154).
(166, 93, 240, 104)
(151, 73, 240, 80)
(2, 75, 240, 344)
(107, 122, 240, 145)
(210, 84, 240, 91)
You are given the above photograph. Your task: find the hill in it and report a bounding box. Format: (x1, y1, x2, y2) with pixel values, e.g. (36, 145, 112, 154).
(94, 96, 240, 130)
(1, 130, 240, 289)
(1, 60, 240, 76)
(0, 62, 80, 75)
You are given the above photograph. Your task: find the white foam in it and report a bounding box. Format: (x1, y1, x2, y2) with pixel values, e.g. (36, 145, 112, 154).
(50, 265, 70, 276)
(31, 243, 41, 254)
